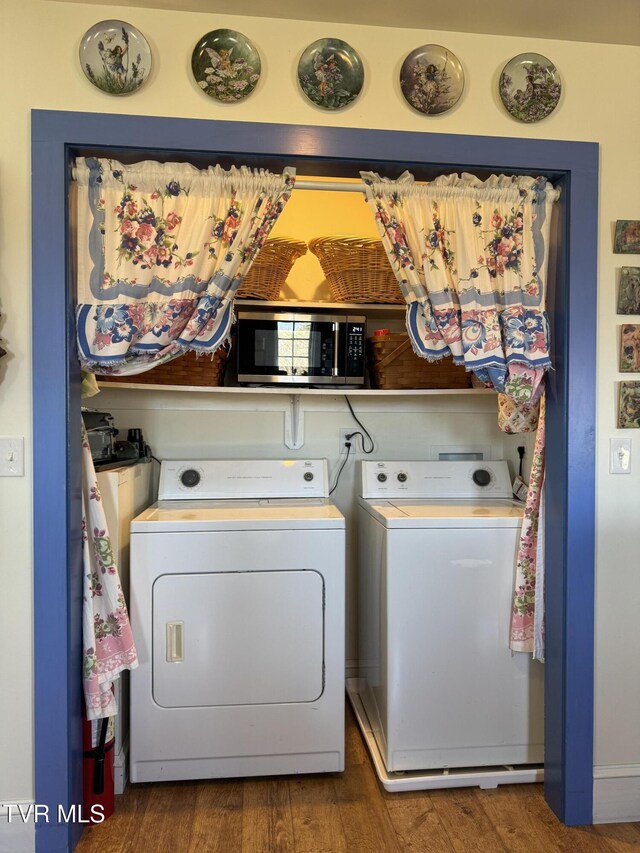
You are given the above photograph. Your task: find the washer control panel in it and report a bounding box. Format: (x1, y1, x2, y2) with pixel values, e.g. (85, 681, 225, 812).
(159, 459, 328, 500)
(361, 460, 512, 499)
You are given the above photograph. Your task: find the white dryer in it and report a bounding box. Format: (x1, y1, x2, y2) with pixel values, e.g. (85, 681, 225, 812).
(351, 459, 544, 791)
(129, 459, 345, 784)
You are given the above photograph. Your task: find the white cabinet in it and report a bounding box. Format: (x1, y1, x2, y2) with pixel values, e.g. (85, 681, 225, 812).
(96, 461, 153, 794)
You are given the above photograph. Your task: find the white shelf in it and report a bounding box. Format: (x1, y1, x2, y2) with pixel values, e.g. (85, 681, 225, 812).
(97, 383, 492, 396)
(235, 299, 404, 312)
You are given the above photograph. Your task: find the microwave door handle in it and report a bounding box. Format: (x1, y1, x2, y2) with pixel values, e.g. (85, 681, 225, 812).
(332, 323, 339, 376)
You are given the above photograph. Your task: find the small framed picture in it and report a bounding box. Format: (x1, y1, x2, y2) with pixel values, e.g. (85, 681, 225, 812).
(617, 267, 640, 314)
(614, 220, 640, 254)
(618, 381, 640, 428)
(620, 324, 640, 372)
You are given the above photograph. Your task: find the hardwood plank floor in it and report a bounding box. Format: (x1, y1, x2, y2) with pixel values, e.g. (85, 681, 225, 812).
(77, 706, 640, 853)
(288, 776, 347, 853)
(188, 781, 243, 853)
(241, 778, 295, 853)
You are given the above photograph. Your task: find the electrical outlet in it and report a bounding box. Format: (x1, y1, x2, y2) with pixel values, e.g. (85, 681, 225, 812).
(339, 428, 354, 454)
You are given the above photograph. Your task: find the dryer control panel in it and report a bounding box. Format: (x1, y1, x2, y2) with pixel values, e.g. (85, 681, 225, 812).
(159, 459, 329, 500)
(361, 460, 513, 499)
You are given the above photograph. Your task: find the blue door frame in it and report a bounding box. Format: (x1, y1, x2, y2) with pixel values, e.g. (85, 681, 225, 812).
(31, 109, 598, 852)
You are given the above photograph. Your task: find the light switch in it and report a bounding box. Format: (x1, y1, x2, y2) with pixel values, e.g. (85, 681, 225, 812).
(0, 437, 24, 476)
(610, 438, 631, 474)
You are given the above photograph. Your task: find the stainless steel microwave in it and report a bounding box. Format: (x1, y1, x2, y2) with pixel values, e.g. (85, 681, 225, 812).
(236, 310, 366, 386)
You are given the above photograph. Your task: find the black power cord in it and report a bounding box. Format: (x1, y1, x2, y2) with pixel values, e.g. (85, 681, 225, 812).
(329, 440, 351, 495)
(330, 396, 376, 495)
(344, 429, 373, 454)
(345, 396, 375, 454)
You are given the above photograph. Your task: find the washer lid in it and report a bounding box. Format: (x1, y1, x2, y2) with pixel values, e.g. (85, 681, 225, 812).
(359, 497, 523, 528)
(132, 497, 345, 532)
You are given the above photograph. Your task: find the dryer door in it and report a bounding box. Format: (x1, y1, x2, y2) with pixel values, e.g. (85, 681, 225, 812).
(152, 570, 324, 707)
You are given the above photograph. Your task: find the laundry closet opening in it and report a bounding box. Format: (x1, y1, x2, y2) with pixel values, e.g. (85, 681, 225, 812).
(32, 111, 597, 853)
(90, 156, 541, 786)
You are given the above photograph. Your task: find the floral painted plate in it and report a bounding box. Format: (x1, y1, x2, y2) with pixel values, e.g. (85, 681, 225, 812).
(499, 53, 561, 122)
(192, 29, 261, 102)
(80, 20, 151, 95)
(298, 38, 364, 110)
(400, 44, 464, 115)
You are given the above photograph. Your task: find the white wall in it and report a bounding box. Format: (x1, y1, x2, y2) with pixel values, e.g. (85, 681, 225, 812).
(2, 0, 640, 824)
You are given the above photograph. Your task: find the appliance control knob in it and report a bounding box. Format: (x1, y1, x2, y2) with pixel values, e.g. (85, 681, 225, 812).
(472, 468, 492, 487)
(377, 473, 388, 482)
(180, 468, 201, 488)
(304, 472, 314, 482)
(397, 472, 407, 483)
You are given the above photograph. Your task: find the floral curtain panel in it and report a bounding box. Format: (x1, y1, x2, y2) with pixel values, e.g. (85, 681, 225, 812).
(508, 395, 546, 659)
(360, 171, 559, 403)
(82, 422, 138, 719)
(75, 157, 295, 375)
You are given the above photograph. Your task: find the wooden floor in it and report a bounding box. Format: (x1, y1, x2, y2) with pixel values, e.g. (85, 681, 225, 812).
(77, 706, 640, 852)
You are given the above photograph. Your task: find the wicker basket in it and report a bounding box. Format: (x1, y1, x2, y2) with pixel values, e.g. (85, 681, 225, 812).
(237, 238, 307, 300)
(103, 345, 230, 388)
(308, 236, 403, 304)
(367, 333, 472, 390)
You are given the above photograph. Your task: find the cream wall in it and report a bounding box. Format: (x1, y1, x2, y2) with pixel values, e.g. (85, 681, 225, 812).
(2, 0, 640, 825)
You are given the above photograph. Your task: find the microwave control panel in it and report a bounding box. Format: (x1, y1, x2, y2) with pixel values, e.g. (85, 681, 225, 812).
(346, 322, 366, 378)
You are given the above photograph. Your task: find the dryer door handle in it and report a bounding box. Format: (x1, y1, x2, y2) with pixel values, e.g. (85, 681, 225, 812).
(166, 621, 184, 662)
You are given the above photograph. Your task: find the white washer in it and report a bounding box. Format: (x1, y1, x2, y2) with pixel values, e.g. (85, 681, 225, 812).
(129, 459, 345, 784)
(351, 459, 544, 791)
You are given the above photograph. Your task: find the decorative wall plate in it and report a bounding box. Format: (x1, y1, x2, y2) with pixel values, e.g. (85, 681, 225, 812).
(192, 29, 261, 102)
(80, 20, 151, 95)
(499, 53, 561, 123)
(399, 44, 464, 115)
(298, 38, 364, 110)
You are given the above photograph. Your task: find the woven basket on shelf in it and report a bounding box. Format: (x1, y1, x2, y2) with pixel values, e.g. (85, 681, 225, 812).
(308, 236, 403, 304)
(102, 346, 231, 388)
(237, 238, 307, 300)
(367, 333, 472, 390)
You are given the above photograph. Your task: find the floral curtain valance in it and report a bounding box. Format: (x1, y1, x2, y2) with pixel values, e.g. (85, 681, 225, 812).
(75, 157, 295, 375)
(361, 171, 560, 403)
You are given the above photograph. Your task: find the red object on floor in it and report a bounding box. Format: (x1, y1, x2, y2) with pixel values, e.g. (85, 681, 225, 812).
(82, 712, 115, 823)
